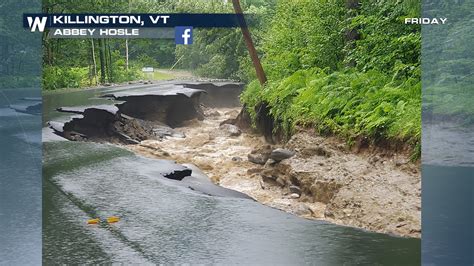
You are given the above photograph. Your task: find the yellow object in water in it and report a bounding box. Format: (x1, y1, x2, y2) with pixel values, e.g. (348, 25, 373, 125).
(106, 216, 120, 223)
(87, 218, 100, 224)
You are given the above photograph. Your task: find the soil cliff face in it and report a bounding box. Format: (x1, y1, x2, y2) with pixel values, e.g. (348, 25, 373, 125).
(116, 94, 204, 127)
(252, 131, 421, 237)
(130, 107, 421, 238)
(46, 82, 420, 237)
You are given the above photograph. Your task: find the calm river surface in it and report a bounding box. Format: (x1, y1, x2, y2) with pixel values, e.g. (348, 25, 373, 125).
(42, 85, 421, 264)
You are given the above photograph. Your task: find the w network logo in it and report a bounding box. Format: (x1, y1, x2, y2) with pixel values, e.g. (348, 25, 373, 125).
(175, 26, 193, 45)
(27, 16, 48, 32)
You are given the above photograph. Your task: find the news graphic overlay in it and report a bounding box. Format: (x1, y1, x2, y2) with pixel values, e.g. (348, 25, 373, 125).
(175, 26, 193, 45)
(24, 13, 249, 40)
(421, 2, 474, 265)
(1, 1, 42, 265)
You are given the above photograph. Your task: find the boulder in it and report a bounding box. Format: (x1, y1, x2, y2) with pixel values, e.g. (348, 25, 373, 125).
(248, 153, 268, 165)
(247, 168, 263, 175)
(248, 145, 272, 165)
(289, 185, 302, 195)
(261, 169, 277, 182)
(264, 158, 277, 167)
(232, 156, 243, 162)
(293, 203, 311, 215)
(290, 193, 300, 199)
(153, 125, 185, 139)
(270, 148, 295, 162)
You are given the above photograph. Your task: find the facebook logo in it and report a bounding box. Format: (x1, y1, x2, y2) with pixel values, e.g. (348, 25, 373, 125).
(175, 26, 193, 45)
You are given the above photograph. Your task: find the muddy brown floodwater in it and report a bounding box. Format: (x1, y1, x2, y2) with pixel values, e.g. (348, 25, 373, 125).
(130, 106, 421, 238)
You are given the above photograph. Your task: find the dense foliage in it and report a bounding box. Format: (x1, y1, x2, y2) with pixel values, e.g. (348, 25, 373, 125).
(41, 0, 426, 156)
(41, 0, 272, 89)
(42, 0, 178, 90)
(242, 69, 421, 145)
(174, 0, 273, 81)
(238, 0, 422, 156)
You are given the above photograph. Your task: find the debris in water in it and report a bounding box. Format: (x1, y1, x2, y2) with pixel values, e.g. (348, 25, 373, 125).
(87, 218, 100, 224)
(106, 216, 120, 223)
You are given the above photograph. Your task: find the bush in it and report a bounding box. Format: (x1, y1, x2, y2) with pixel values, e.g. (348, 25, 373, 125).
(43, 64, 142, 90)
(174, 0, 271, 81)
(43, 66, 89, 90)
(261, 0, 345, 79)
(242, 68, 421, 145)
(241, 0, 422, 158)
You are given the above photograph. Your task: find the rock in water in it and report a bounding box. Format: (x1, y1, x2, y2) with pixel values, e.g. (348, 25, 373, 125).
(219, 124, 242, 137)
(290, 193, 300, 199)
(293, 203, 311, 215)
(232, 156, 243, 162)
(270, 148, 295, 162)
(153, 125, 185, 139)
(289, 185, 302, 195)
(248, 153, 268, 165)
(264, 158, 277, 167)
(261, 169, 277, 182)
(248, 145, 272, 165)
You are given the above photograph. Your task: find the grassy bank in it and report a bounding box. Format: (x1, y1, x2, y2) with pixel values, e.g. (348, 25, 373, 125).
(236, 0, 422, 158)
(42, 65, 143, 91)
(241, 69, 421, 153)
(42, 69, 194, 93)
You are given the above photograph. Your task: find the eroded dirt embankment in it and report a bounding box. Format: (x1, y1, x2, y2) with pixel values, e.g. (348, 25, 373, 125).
(46, 81, 420, 237)
(130, 106, 421, 238)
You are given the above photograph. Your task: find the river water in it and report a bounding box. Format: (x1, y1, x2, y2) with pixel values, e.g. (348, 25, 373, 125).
(42, 85, 421, 264)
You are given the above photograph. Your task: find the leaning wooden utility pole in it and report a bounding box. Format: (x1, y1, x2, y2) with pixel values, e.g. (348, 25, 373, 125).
(125, 0, 131, 71)
(232, 0, 267, 86)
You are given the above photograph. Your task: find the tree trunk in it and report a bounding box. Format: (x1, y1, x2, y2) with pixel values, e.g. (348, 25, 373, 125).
(99, 39, 106, 84)
(91, 39, 98, 85)
(125, 39, 129, 71)
(107, 39, 113, 82)
(104, 39, 109, 82)
(126, 0, 130, 71)
(231, 0, 266, 86)
(345, 0, 360, 67)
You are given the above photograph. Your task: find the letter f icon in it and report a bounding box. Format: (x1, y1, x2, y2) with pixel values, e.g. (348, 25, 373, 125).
(175, 27, 193, 45)
(182, 29, 191, 45)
